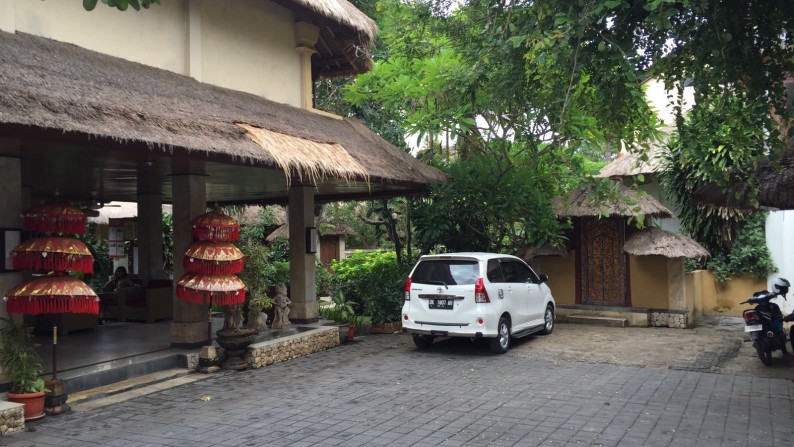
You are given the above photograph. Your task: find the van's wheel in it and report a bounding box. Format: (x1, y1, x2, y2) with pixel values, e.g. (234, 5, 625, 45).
(490, 317, 510, 354)
(541, 305, 555, 335)
(413, 334, 434, 349)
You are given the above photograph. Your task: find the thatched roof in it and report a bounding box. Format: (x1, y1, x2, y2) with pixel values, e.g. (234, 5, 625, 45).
(693, 138, 794, 210)
(277, 0, 377, 77)
(624, 227, 709, 259)
(596, 149, 660, 179)
(0, 31, 445, 193)
(555, 183, 673, 218)
(290, 0, 377, 40)
(87, 201, 172, 226)
(321, 224, 357, 236)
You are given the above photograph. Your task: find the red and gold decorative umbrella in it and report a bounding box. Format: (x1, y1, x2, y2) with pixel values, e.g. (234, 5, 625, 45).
(4, 274, 99, 316)
(12, 237, 94, 274)
(21, 201, 87, 234)
(183, 241, 245, 275)
(191, 210, 240, 242)
(176, 272, 245, 306)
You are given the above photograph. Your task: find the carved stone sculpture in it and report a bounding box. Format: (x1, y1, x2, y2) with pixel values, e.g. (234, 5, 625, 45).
(271, 284, 292, 329)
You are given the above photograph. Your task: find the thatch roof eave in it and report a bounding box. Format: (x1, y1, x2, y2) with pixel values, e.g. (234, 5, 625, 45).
(0, 31, 446, 191)
(623, 227, 710, 259)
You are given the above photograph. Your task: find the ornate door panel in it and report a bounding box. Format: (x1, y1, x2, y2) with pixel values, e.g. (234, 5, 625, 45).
(579, 217, 626, 306)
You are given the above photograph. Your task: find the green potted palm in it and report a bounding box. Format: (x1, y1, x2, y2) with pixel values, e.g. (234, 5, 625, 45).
(0, 317, 47, 421)
(332, 293, 357, 342)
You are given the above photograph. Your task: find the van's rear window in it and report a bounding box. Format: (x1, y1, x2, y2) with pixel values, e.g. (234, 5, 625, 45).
(411, 260, 479, 286)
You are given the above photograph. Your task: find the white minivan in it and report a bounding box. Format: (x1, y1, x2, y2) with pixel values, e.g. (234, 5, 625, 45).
(401, 253, 556, 353)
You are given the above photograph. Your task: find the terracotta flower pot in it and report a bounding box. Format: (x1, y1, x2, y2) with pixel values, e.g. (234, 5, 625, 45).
(347, 323, 356, 341)
(7, 391, 46, 421)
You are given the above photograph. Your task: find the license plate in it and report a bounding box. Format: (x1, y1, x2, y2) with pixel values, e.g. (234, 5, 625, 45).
(744, 325, 762, 332)
(429, 299, 454, 310)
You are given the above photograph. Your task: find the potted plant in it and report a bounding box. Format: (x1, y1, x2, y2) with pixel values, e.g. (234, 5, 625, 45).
(332, 293, 357, 342)
(0, 317, 47, 421)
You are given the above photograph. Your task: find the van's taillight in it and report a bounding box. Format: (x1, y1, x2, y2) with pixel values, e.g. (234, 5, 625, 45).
(475, 278, 490, 303)
(404, 278, 412, 301)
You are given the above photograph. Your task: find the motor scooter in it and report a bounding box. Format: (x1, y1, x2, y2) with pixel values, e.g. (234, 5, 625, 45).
(741, 278, 790, 365)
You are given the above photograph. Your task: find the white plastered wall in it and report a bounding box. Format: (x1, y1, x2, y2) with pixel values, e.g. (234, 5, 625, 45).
(7, 0, 302, 107)
(766, 210, 794, 314)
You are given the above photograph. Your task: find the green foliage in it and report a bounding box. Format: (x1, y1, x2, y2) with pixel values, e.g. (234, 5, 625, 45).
(80, 232, 113, 290)
(0, 318, 46, 394)
(315, 263, 335, 298)
(705, 213, 776, 282)
(83, 0, 160, 11)
(332, 292, 356, 323)
(322, 202, 379, 248)
(412, 154, 568, 253)
(660, 90, 768, 255)
(330, 250, 414, 324)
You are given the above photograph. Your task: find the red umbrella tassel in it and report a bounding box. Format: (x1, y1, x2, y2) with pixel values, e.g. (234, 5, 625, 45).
(182, 257, 244, 275)
(22, 201, 87, 234)
(6, 296, 100, 315)
(190, 211, 240, 242)
(175, 272, 246, 306)
(12, 252, 94, 274)
(210, 289, 247, 306)
(4, 275, 99, 315)
(175, 285, 212, 305)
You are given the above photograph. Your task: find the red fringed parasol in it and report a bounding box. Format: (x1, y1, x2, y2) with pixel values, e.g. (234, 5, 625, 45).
(21, 201, 87, 234)
(4, 274, 99, 316)
(191, 210, 240, 242)
(183, 241, 245, 275)
(12, 237, 94, 274)
(176, 272, 246, 306)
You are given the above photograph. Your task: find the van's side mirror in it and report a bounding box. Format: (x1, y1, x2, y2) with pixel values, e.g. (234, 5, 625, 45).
(539, 274, 549, 283)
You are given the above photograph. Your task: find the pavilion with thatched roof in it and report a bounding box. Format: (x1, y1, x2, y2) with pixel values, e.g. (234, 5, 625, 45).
(0, 1, 445, 348)
(531, 182, 708, 328)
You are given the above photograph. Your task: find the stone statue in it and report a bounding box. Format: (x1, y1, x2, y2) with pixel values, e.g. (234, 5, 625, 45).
(271, 284, 292, 329)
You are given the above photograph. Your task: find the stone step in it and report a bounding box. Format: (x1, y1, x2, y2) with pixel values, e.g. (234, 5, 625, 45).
(68, 368, 215, 411)
(57, 352, 194, 395)
(567, 314, 628, 327)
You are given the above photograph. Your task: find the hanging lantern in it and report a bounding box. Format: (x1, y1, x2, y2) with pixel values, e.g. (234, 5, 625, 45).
(183, 241, 245, 275)
(12, 237, 94, 274)
(4, 274, 99, 316)
(191, 210, 239, 242)
(176, 272, 245, 306)
(21, 200, 86, 234)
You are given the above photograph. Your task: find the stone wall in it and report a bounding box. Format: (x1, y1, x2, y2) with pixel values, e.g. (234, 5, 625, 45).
(650, 311, 687, 329)
(245, 326, 339, 369)
(0, 401, 24, 435)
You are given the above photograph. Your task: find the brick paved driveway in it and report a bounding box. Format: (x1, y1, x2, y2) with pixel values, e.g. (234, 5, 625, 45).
(3, 332, 794, 447)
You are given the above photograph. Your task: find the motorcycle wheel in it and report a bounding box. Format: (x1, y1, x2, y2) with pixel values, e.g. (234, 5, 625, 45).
(755, 344, 773, 366)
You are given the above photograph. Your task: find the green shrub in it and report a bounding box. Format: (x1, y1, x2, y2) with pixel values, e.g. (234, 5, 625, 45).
(331, 250, 415, 324)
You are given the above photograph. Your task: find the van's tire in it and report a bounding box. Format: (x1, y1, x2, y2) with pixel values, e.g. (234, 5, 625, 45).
(541, 305, 555, 335)
(413, 334, 434, 349)
(490, 317, 510, 354)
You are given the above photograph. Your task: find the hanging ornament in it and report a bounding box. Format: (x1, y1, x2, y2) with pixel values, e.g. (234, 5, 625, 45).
(183, 241, 245, 275)
(4, 273, 99, 316)
(12, 237, 93, 273)
(176, 272, 246, 306)
(21, 200, 87, 234)
(190, 210, 240, 242)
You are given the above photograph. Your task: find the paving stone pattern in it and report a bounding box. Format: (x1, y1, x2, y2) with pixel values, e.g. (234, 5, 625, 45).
(3, 333, 794, 447)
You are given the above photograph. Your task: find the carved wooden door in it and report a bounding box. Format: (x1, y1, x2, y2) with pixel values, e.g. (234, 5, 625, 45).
(579, 217, 626, 306)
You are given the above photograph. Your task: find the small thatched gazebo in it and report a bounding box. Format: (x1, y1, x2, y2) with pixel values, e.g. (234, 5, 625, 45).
(534, 182, 704, 328)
